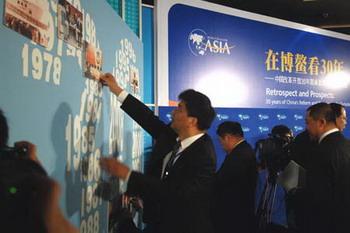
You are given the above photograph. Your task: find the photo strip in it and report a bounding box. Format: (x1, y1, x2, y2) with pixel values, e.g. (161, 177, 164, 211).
(58, 0, 83, 48)
(3, 0, 51, 47)
(130, 65, 140, 94)
(84, 41, 103, 80)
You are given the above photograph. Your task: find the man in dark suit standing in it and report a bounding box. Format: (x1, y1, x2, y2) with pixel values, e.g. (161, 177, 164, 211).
(99, 73, 217, 233)
(305, 102, 350, 233)
(212, 121, 257, 233)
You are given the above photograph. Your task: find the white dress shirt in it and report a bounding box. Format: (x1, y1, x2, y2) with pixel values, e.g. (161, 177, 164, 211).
(318, 128, 339, 143)
(161, 133, 205, 178)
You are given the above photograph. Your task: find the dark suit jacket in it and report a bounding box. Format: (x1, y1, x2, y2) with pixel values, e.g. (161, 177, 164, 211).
(306, 131, 350, 233)
(291, 130, 318, 171)
(211, 140, 257, 233)
(120, 94, 217, 233)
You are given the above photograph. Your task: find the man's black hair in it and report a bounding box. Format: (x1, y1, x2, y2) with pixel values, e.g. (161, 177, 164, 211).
(178, 89, 216, 130)
(330, 102, 345, 118)
(307, 102, 336, 123)
(216, 121, 244, 137)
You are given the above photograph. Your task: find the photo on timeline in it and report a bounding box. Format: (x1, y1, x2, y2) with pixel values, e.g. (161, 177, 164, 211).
(57, 0, 83, 49)
(3, 0, 51, 47)
(130, 65, 140, 94)
(83, 41, 103, 80)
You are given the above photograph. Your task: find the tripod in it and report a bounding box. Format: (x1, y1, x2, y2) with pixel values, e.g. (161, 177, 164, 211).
(257, 170, 277, 231)
(256, 170, 288, 233)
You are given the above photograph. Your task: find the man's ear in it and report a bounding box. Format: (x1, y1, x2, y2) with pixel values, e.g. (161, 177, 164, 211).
(189, 117, 198, 128)
(319, 118, 327, 128)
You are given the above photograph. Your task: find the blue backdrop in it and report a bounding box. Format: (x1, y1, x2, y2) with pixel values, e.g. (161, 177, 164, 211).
(168, 3, 350, 108)
(154, 0, 350, 169)
(159, 106, 350, 169)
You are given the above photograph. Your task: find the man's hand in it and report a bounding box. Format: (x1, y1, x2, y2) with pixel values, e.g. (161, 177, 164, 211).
(14, 141, 40, 163)
(100, 157, 130, 180)
(100, 73, 124, 96)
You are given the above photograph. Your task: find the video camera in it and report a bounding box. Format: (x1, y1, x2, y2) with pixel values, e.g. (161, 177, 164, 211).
(255, 131, 293, 179)
(0, 145, 28, 159)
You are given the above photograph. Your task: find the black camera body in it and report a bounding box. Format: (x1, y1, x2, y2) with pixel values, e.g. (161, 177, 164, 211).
(256, 134, 293, 177)
(0, 146, 28, 159)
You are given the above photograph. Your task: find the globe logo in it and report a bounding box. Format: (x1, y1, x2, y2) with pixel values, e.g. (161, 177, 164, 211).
(166, 113, 172, 122)
(277, 114, 287, 120)
(188, 29, 208, 56)
(216, 114, 229, 121)
(258, 114, 269, 120)
(294, 114, 303, 120)
(294, 126, 304, 132)
(259, 126, 269, 133)
(238, 114, 250, 120)
(242, 127, 250, 133)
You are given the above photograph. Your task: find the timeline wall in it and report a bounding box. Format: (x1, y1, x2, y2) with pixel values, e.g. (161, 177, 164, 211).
(0, 0, 143, 232)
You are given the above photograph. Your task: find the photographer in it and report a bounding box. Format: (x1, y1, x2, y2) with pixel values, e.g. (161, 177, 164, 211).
(0, 109, 39, 162)
(255, 125, 293, 233)
(0, 109, 78, 233)
(108, 193, 143, 233)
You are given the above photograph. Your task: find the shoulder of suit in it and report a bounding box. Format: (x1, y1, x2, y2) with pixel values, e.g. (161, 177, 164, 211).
(194, 133, 214, 144)
(186, 134, 215, 156)
(231, 141, 255, 157)
(323, 131, 344, 142)
(235, 140, 253, 150)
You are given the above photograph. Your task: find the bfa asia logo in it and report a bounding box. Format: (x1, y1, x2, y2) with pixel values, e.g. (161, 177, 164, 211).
(277, 114, 287, 120)
(188, 29, 234, 56)
(238, 114, 250, 120)
(294, 114, 303, 120)
(258, 114, 269, 120)
(293, 126, 304, 132)
(258, 126, 269, 133)
(216, 114, 229, 121)
(166, 113, 172, 122)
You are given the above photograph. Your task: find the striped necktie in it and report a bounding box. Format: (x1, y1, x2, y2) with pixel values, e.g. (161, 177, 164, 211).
(162, 141, 181, 179)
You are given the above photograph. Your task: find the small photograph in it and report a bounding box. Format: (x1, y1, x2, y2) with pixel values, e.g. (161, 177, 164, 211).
(58, 0, 83, 48)
(130, 66, 140, 94)
(84, 41, 103, 80)
(3, 0, 51, 47)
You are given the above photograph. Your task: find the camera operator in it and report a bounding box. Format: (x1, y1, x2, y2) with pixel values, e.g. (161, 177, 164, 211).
(255, 125, 293, 233)
(0, 109, 78, 233)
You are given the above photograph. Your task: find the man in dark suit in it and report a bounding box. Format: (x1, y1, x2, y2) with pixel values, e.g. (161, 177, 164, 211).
(305, 102, 350, 233)
(212, 121, 257, 233)
(99, 73, 217, 233)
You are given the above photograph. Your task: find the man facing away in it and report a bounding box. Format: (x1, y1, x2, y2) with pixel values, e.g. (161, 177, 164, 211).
(305, 102, 350, 233)
(99, 73, 217, 233)
(212, 121, 257, 233)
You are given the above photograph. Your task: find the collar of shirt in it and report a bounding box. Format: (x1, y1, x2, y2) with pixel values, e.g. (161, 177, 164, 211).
(161, 133, 205, 179)
(232, 139, 245, 151)
(318, 128, 339, 143)
(177, 133, 205, 154)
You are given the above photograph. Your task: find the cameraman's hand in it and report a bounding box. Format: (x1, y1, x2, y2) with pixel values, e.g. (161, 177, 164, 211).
(100, 73, 124, 96)
(100, 157, 130, 180)
(14, 141, 40, 163)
